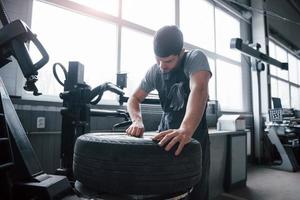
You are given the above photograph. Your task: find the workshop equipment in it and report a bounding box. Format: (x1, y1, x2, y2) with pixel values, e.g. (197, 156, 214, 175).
(0, 2, 49, 95)
(53, 62, 128, 180)
(265, 104, 300, 172)
(0, 0, 73, 199)
(231, 37, 289, 163)
(53, 62, 198, 199)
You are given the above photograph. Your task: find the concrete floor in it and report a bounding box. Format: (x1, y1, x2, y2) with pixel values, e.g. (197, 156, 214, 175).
(214, 165, 300, 200)
(62, 164, 300, 200)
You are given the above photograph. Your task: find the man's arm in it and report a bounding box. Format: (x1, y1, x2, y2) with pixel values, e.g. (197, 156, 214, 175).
(180, 70, 210, 137)
(152, 70, 210, 155)
(126, 88, 148, 137)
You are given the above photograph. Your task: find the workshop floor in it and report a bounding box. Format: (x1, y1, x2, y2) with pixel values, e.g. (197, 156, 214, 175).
(63, 164, 300, 200)
(214, 165, 300, 200)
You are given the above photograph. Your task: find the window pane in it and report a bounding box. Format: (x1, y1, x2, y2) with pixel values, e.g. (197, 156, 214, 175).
(122, 0, 175, 30)
(291, 86, 300, 109)
(31, 1, 117, 100)
(270, 65, 278, 77)
(180, 0, 214, 51)
(277, 68, 289, 81)
(270, 77, 278, 98)
(276, 45, 288, 80)
(216, 60, 243, 111)
(278, 80, 290, 108)
(69, 0, 119, 16)
(298, 60, 300, 85)
(288, 53, 298, 84)
(269, 41, 276, 57)
(208, 57, 216, 100)
(121, 28, 155, 96)
(269, 41, 277, 76)
(215, 8, 241, 61)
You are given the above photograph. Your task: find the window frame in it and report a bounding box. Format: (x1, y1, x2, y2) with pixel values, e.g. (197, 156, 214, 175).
(268, 38, 300, 109)
(28, 0, 248, 112)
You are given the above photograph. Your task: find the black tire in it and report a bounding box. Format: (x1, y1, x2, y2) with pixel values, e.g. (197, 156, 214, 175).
(73, 132, 202, 195)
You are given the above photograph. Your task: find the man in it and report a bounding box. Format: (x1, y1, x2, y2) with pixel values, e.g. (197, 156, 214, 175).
(126, 25, 211, 200)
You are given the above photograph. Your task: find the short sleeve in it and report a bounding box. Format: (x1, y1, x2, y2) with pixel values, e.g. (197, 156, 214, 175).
(184, 50, 212, 78)
(139, 64, 157, 93)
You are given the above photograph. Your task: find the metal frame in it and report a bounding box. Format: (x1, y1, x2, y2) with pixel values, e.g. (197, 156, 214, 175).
(230, 38, 288, 70)
(268, 38, 300, 110)
(267, 126, 299, 172)
(0, 76, 73, 200)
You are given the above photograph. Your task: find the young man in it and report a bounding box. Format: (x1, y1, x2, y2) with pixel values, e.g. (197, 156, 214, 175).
(126, 25, 211, 200)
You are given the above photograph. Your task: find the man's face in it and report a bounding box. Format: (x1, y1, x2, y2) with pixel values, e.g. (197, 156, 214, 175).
(156, 54, 180, 73)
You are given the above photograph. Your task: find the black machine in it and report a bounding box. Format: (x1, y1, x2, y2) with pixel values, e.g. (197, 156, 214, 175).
(0, 1, 74, 200)
(0, 3, 48, 96)
(265, 98, 300, 172)
(53, 61, 130, 180)
(0, 1, 129, 198)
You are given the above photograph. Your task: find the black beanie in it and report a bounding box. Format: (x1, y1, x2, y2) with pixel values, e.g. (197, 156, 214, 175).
(153, 25, 183, 57)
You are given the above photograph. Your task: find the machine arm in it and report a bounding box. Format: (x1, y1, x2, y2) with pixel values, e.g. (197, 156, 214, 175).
(0, 1, 49, 95)
(90, 82, 124, 105)
(230, 38, 288, 70)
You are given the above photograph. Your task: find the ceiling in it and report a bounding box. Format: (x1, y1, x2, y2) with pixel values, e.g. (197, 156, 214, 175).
(224, 0, 300, 51)
(292, 0, 300, 14)
(266, 0, 300, 51)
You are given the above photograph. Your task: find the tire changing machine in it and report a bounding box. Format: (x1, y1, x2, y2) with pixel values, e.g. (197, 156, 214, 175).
(0, 1, 74, 199)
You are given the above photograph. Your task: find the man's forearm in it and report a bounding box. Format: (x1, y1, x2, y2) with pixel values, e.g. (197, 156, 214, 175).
(127, 96, 143, 122)
(180, 87, 208, 136)
(126, 89, 147, 137)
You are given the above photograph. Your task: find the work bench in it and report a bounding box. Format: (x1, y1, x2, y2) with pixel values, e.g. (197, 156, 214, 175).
(209, 129, 247, 198)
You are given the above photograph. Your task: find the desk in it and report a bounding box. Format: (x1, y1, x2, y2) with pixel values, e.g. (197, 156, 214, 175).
(209, 129, 247, 199)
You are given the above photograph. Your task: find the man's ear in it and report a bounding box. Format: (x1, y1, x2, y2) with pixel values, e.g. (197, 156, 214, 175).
(178, 49, 185, 58)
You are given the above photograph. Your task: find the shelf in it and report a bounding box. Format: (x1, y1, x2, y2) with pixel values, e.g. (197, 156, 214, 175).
(0, 162, 13, 170)
(0, 138, 8, 142)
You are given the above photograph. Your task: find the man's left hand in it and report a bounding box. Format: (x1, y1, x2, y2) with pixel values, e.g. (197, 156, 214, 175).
(152, 128, 192, 156)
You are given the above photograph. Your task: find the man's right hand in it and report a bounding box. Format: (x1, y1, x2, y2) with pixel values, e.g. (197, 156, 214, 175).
(126, 119, 145, 137)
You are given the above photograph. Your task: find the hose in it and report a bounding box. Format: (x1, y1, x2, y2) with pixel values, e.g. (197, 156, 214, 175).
(53, 62, 67, 86)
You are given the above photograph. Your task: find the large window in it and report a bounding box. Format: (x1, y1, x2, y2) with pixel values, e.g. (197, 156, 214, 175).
(288, 53, 299, 84)
(180, 1, 242, 111)
(180, 0, 215, 52)
(291, 86, 300, 109)
(216, 60, 243, 110)
(69, 0, 119, 16)
(269, 40, 300, 109)
(120, 28, 154, 95)
(215, 7, 241, 62)
(30, 0, 244, 111)
(122, 0, 175, 31)
(31, 1, 117, 100)
(215, 7, 242, 111)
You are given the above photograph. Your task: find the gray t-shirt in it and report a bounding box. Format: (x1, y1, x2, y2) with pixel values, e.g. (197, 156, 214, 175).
(140, 49, 211, 93)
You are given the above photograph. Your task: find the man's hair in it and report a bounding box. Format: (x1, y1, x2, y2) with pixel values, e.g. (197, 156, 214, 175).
(153, 25, 183, 57)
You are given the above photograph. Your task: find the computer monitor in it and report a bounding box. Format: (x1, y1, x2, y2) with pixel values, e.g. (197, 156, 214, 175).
(272, 97, 282, 109)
